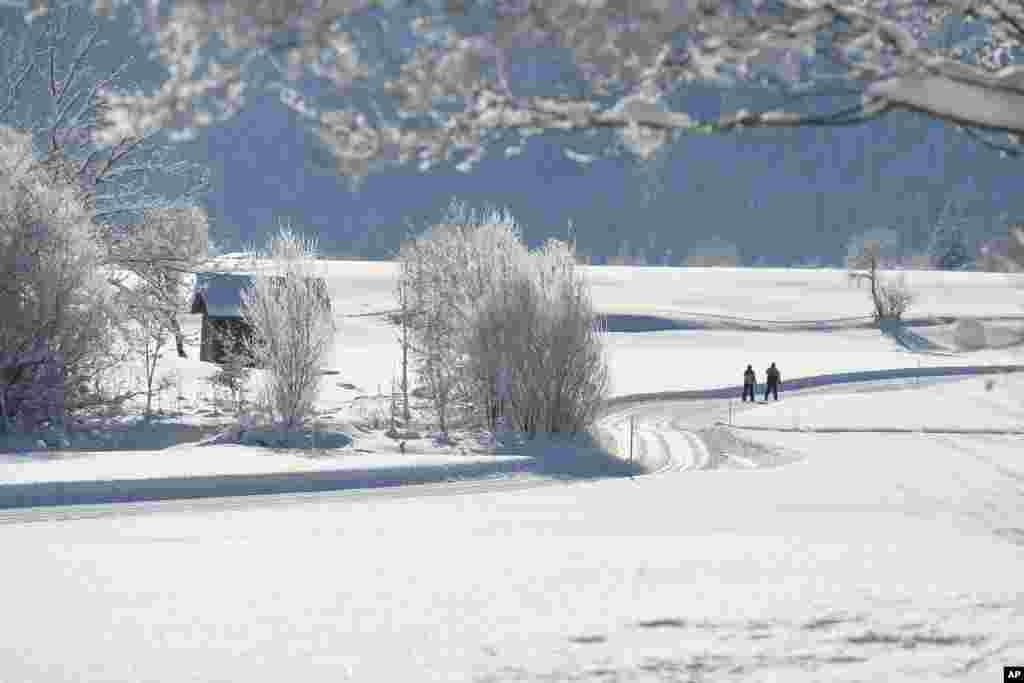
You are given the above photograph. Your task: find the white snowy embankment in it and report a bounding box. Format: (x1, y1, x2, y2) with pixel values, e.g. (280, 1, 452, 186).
(0, 441, 531, 485)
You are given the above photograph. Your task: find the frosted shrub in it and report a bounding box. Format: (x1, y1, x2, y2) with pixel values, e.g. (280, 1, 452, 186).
(397, 200, 528, 437)
(399, 204, 610, 439)
(239, 223, 335, 432)
(477, 239, 611, 438)
(0, 126, 122, 430)
(873, 274, 915, 321)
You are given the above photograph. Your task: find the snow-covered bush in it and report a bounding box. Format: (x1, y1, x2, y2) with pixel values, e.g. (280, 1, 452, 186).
(398, 202, 610, 439)
(397, 201, 528, 437)
(875, 275, 915, 321)
(239, 223, 335, 432)
(471, 239, 611, 437)
(0, 126, 122, 431)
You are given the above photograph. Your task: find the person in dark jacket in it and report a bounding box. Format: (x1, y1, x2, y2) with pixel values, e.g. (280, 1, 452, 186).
(764, 362, 781, 401)
(742, 364, 756, 402)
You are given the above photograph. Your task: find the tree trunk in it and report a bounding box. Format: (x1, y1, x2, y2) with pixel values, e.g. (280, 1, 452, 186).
(401, 310, 410, 422)
(869, 259, 882, 319)
(437, 397, 447, 439)
(167, 312, 188, 358)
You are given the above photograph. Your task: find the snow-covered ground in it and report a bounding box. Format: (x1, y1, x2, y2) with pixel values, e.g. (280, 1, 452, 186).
(733, 372, 1024, 432)
(0, 441, 533, 485)
(0, 262, 1021, 682)
(0, 425, 1020, 681)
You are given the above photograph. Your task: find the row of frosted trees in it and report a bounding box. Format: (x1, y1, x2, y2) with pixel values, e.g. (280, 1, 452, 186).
(395, 201, 611, 442)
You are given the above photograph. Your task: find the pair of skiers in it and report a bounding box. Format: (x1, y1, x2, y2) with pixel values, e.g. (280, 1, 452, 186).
(742, 362, 781, 402)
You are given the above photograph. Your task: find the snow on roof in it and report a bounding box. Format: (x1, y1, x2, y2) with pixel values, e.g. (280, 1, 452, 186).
(190, 272, 257, 318)
(190, 271, 331, 318)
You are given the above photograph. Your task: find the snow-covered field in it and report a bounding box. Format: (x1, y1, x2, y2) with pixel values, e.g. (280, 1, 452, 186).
(200, 260, 1024, 399)
(0, 262, 1021, 682)
(0, 426, 1020, 682)
(733, 372, 1024, 432)
(3, 261, 1022, 481)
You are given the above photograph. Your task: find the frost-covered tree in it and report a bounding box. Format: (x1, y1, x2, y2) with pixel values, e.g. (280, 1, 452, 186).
(1, 1, 214, 358)
(469, 239, 611, 438)
(398, 203, 609, 439)
(848, 240, 915, 320)
(412, 281, 460, 440)
(123, 305, 175, 419)
(105, 205, 211, 358)
(397, 201, 530, 438)
(239, 224, 335, 432)
(396, 229, 459, 439)
(5, 0, 1023, 182)
(0, 125, 123, 430)
(1, 2, 211, 216)
(927, 197, 973, 270)
(393, 272, 414, 424)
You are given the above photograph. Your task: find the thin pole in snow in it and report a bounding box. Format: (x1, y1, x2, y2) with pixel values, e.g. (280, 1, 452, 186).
(627, 416, 631, 463)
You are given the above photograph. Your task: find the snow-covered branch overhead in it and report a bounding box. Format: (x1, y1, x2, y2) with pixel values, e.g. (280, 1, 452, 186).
(4, 0, 1024, 178)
